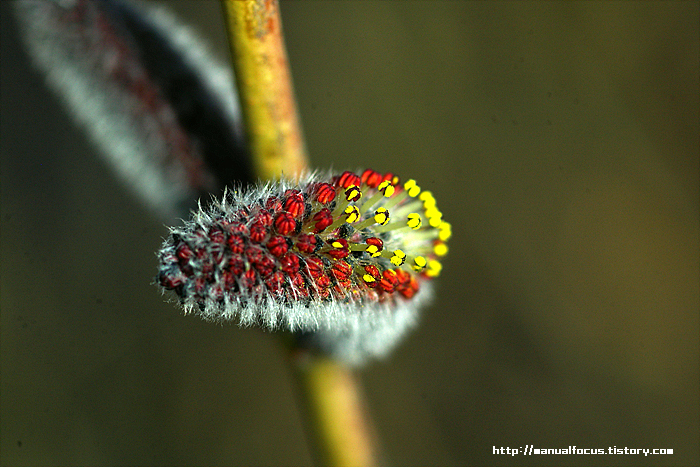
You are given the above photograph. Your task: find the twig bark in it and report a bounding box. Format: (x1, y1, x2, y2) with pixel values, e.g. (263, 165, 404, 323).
(221, 2, 381, 465)
(221, 0, 308, 180)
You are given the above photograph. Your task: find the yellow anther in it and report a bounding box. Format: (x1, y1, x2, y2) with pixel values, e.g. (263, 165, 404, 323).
(344, 205, 361, 223)
(374, 208, 390, 225)
(363, 274, 376, 283)
(412, 256, 427, 271)
(429, 216, 443, 228)
(366, 244, 381, 257)
(424, 206, 442, 220)
(331, 241, 345, 249)
(419, 190, 435, 204)
(403, 179, 421, 197)
(345, 185, 362, 202)
(390, 249, 406, 267)
(438, 221, 452, 241)
(426, 260, 442, 277)
(378, 180, 395, 197)
(406, 213, 422, 230)
(433, 242, 449, 257)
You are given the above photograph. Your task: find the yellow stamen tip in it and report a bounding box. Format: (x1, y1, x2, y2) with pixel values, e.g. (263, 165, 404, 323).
(390, 249, 406, 266)
(427, 260, 442, 277)
(363, 274, 376, 283)
(344, 205, 361, 223)
(406, 213, 422, 230)
(412, 256, 427, 270)
(433, 242, 449, 256)
(374, 208, 390, 225)
(378, 180, 395, 198)
(345, 185, 362, 202)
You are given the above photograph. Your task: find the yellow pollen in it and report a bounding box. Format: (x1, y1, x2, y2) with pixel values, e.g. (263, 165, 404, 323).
(412, 256, 427, 271)
(374, 208, 390, 225)
(433, 242, 449, 256)
(424, 206, 442, 220)
(407, 213, 422, 230)
(426, 260, 442, 277)
(438, 221, 452, 241)
(345, 185, 362, 202)
(403, 179, 421, 197)
(344, 205, 361, 223)
(378, 180, 395, 197)
(390, 249, 406, 267)
(331, 241, 344, 249)
(366, 244, 381, 257)
(362, 274, 376, 283)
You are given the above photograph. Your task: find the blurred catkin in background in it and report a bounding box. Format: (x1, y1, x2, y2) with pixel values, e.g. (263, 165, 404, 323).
(1, 1, 698, 466)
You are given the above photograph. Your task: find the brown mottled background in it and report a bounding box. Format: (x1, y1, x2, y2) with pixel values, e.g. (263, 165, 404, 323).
(1, 1, 698, 466)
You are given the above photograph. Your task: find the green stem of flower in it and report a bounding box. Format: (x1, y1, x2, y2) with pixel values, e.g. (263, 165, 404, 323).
(221, 0, 308, 180)
(289, 351, 383, 467)
(221, 3, 381, 465)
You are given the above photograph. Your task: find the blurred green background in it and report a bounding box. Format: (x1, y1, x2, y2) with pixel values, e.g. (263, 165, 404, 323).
(1, 1, 698, 465)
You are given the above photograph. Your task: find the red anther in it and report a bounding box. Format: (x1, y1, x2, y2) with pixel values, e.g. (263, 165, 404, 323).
(379, 269, 399, 293)
(295, 233, 318, 254)
(254, 210, 273, 227)
(232, 208, 250, 222)
(394, 268, 412, 288)
(326, 238, 350, 259)
(336, 171, 361, 188)
(279, 252, 301, 273)
(240, 269, 258, 289)
(382, 172, 399, 185)
(176, 243, 193, 262)
(284, 192, 305, 217)
(274, 212, 296, 235)
(304, 257, 325, 278)
(208, 227, 226, 244)
(394, 268, 419, 298)
(314, 183, 336, 204)
(221, 270, 236, 289)
(245, 246, 264, 264)
(315, 273, 331, 289)
(330, 260, 353, 282)
(265, 271, 286, 293)
(249, 222, 268, 243)
(254, 255, 276, 278)
(229, 223, 249, 235)
(266, 235, 288, 257)
(361, 169, 383, 188)
(265, 196, 283, 212)
(288, 272, 305, 290)
(227, 234, 245, 254)
(364, 264, 381, 279)
(228, 255, 245, 275)
(159, 270, 185, 289)
(365, 237, 383, 250)
(400, 277, 419, 299)
(312, 208, 333, 232)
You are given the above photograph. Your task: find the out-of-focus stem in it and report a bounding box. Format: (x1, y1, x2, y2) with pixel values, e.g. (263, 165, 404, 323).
(291, 353, 382, 467)
(221, 0, 308, 180)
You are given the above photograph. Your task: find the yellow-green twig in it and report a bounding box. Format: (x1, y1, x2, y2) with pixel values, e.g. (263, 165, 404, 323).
(291, 353, 382, 467)
(221, 0, 308, 180)
(221, 2, 381, 465)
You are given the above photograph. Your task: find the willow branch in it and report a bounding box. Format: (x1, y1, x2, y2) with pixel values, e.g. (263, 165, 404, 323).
(221, 0, 308, 180)
(291, 354, 383, 467)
